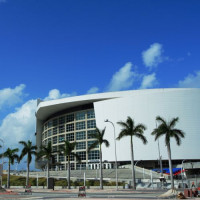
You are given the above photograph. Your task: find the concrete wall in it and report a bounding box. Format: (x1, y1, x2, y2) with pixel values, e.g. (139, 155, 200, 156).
(94, 88, 200, 162)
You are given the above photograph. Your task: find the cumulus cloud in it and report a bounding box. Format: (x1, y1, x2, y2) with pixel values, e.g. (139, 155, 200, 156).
(178, 71, 200, 88)
(139, 73, 158, 89)
(87, 87, 99, 94)
(0, 99, 37, 148)
(0, 84, 26, 109)
(107, 62, 139, 91)
(44, 89, 76, 101)
(142, 43, 163, 68)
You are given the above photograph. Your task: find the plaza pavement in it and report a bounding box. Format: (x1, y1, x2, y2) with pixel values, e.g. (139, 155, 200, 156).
(0, 187, 200, 200)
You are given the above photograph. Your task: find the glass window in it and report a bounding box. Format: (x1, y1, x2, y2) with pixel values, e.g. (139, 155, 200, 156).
(66, 114, 74, 123)
(48, 120, 53, 128)
(59, 125, 65, 133)
(76, 142, 86, 150)
(52, 146, 57, 152)
(53, 136, 57, 144)
(88, 150, 99, 160)
(48, 129, 52, 137)
(52, 154, 57, 162)
(66, 123, 74, 132)
(76, 112, 85, 121)
(70, 155, 74, 161)
(59, 135, 65, 143)
(53, 127, 57, 135)
(76, 121, 85, 130)
(77, 151, 86, 160)
(87, 120, 96, 129)
(87, 130, 96, 139)
(44, 131, 47, 138)
(53, 119, 58, 126)
(59, 116, 65, 124)
(44, 123, 48, 130)
(76, 131, 86, 140)
(76, 163, 86, 170)
(48, 138, 51, 143)
(88, 140, 99, 148)
(70, 163, 75, 170)
(59, 154, 64, 162)
(42, 133, 45, 140)
(66, 133, 74, 141)
(59, 164, 65, 170)
(87, 110, 95, 119)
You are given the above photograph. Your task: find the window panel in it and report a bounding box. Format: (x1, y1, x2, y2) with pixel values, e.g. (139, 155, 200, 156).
(59, 125, 65, 133)
(88, 150, 100, 160)
(52, 146, 57, 152)
(59, 116, 65, 124)
(76, 121, 85, 130)
(53, 119, 58, 126)
(76, 142, 86, 150)
(87, 130, 96, 139)
(59, 135, 65, 143)
(76, 112, 85, 121)
(48, 120, 53, 128)
(77, 151, 86, 160)
(66, 114, 74, 123)
(48, 129, 52, 137)
(88, 140, 99, 148)
(53, 136, 57, 144)
(66, 133, 74, 141)
(76, 131, 86, 140)
(59, 154, 64, 162)
(87, 120, 96, 129)
(66, 123, 74, 132)
(87, 110, 95, 119)
(53, 127, 57, 135)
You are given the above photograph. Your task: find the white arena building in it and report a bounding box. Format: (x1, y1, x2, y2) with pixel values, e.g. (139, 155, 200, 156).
(35, 88, 200, 171)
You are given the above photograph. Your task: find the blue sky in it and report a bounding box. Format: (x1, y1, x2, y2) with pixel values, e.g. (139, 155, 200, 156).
(0, 0, 200, 170)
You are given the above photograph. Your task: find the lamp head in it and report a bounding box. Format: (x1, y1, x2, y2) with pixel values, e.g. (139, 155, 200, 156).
(105, 119, 109, 122)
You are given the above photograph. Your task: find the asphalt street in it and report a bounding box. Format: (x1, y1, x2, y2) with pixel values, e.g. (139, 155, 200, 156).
(0, 188, 182, 200)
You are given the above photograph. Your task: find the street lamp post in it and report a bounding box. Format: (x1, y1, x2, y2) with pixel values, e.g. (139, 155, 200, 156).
(0, 138, 4, 187)
(181, 160, 186, 189)
(105, 119, 118, 190)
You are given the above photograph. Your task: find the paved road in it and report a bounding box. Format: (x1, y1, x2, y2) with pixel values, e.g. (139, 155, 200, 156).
(0, 188, 192, 200)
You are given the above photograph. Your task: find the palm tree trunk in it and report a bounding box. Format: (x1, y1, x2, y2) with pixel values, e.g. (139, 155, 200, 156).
(26, 157, 29, 186)
(130, 136, 136, 190)
(46, 162, 49, 189)
(100, 146, 103, 189)
(7, 161, 10, 188)
(68, 156, 71, 189)
(167, 144, 174, 189)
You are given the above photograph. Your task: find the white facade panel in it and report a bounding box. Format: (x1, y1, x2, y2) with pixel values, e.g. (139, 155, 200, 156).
(94, 89, 200, 162)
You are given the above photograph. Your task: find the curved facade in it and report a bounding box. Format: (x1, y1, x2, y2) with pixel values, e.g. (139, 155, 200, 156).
(35, 88, 200, 170)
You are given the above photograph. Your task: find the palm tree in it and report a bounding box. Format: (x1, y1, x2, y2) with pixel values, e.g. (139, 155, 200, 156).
(59, 140, 80, 189)
(36, 141, 54, 188)
(117, 116, 147, 190)
(0, 148, 19, 188)
(151, 116, 185, 189)
(19, 140, 37, 186)
(88, 127, 110, 190)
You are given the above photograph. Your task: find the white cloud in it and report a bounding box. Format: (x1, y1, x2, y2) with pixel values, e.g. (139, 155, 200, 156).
(142, 43, 163, 68)
(139, 73, 158, 89)
(107, 62, 139, 91)
(0, 99, 37, 148)
(178, 71, 200, 88)
(87, 87, 99, 94)
(44, 89, 76, 101)
(0, 84, 26, 109)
